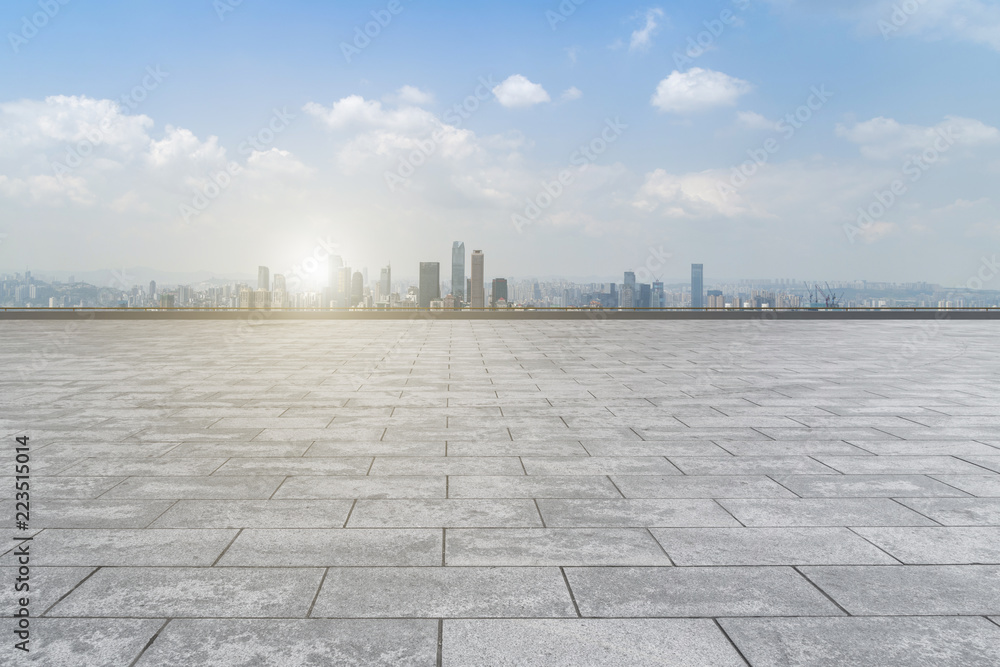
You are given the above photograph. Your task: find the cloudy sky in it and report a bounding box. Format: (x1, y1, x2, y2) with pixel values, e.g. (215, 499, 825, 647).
(1, 0, 998, 285)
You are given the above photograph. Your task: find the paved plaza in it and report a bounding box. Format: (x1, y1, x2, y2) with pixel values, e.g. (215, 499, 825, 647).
(3, 319, 1000, 666)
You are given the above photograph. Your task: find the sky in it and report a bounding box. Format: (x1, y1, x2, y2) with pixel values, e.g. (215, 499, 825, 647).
(1, 0, 998, 286)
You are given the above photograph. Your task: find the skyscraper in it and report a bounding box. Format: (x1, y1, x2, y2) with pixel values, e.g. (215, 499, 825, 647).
(471, 250, 484, 309)
(452, 242, 465, 304)
(691, 264, 704, 309)
(273, 274, 286, 292)
(337, 267, 352, 308)
(351, 271, 363, 307)
(491, 278, 508, 307)
(379, 264, 391, 300)
(419, 262, 440, 309)
(258, 266, 270, 291)
(148, 280, 156, 299)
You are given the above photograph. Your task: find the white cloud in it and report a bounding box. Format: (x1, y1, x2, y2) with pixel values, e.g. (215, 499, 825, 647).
(836, 116, 1000, 160)
(389, 85, 435, 106)
(736, 111, 780, 131)
(651, 68, 751, 114)
(630, 8, 665, 52)
(492, 75, 551, 109)
(561, 87, 583, 102)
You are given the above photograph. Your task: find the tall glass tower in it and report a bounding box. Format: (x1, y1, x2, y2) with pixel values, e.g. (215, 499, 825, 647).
(452, 242, 465, 304)
(691, 264, 704, 309)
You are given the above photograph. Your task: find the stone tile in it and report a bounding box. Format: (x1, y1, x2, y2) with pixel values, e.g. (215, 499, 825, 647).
(165, 442, 312, 457)
(853, 527, 1000, 564)
(3, 477, 127, 500)
(773, 474, 971, 498)
(137, 619, 438, 667)
(896, 498, 1000, 525)
(566, 567, 841, 617)
(5, 529, 237, 566)
(721, 616, 1000, 667)
(369, 457, 525, 476)
(848, 441, 1000, 456)
(58, 457, 228, 476)
(446, 441, 590, 456)
(448, 476, 622, 499)
(0, 499, 175, 529)
(611, 475, 797, 499)
(100, 476, 285, 499)
(537, 499, 740, 527)
(149, 499, 354, 528)
(932, 475, 1000, 497)
(719, 499, 936, 526)
(0, 566, 94, 615)
(816, 456, 991, 475)
(348, 499, 542, 527)
(716, 441, 871, 456)
(219, 529, 442, 566)
(521, 457, 681, 476)
(442, 619, 745, 667)
(652, 527, 898, 565)
(961, 457, 1000, 473)
(312, 567, 575, 618)
(50, 567, 324, 617)
(581, 441, 732, 456)
(273, 476, 446, 499)
(26, 619, 165, 667)
(669, 457, 838, 475)
(446, 528, 672, 566)
(306, 441, 446, 457)
(802, 565, 1000, 615)
(211, 457, 372, 476)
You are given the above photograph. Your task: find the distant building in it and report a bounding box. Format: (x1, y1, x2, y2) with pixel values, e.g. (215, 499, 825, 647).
(337, 267, 352, 308)
(691, 264, 704, 309)
(471, 250, 484, 309)
(419, 262, 440, 309)
(452, 242, 465, 303)
(491, 278, 508, 307)
(148, 280, 157, 299)
(639, 283, 651, 309)
(273, 274, 286, 292)
(258, 266, 270, 291)
(351, 272, 364, 307)
(159, 294, 176, 309)
(707, 290, 724, 309)
(380, 265, 391, 301)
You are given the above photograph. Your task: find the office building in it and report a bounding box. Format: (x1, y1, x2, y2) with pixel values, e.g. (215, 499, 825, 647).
(380, 265, 391, 298)
(491, 278, 508, 308)
(471, 250, 484, 309)
(452, 242, 465, 303)
(351, 271, 363, 307)
(148, 280, 156, 299)
(273, 274, 286, 292)
(337, 267, 352, 308)
(258, 266, 270, 291)
(419, 262, 440, 309)
(691, 264, 704, 309)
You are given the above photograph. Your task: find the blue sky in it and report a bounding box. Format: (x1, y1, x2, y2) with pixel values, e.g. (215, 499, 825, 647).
(1, 0, 998, 285)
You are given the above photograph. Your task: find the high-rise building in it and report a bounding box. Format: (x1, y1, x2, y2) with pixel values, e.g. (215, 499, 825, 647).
(691, 264, 704, 309)
(379, 265, 391, 301)
(707, 290, 724, 309)
(337, 267, 352, 308)
(471, 250, 484, 309)
(491, 278, 508, 308)
(639, 283, 652, 309)
(452, 242, 465, 303)
(351, 271, 363, 307)
(148, 280, 157, 299)
(273, 274, 286, 292)
(419, 262, 440, 309)
(624, 271, 636, 291)
(258, 266, 270, 291)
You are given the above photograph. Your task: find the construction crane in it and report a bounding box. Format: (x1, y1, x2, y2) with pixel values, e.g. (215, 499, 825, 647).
(807, 282, 843, 308)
